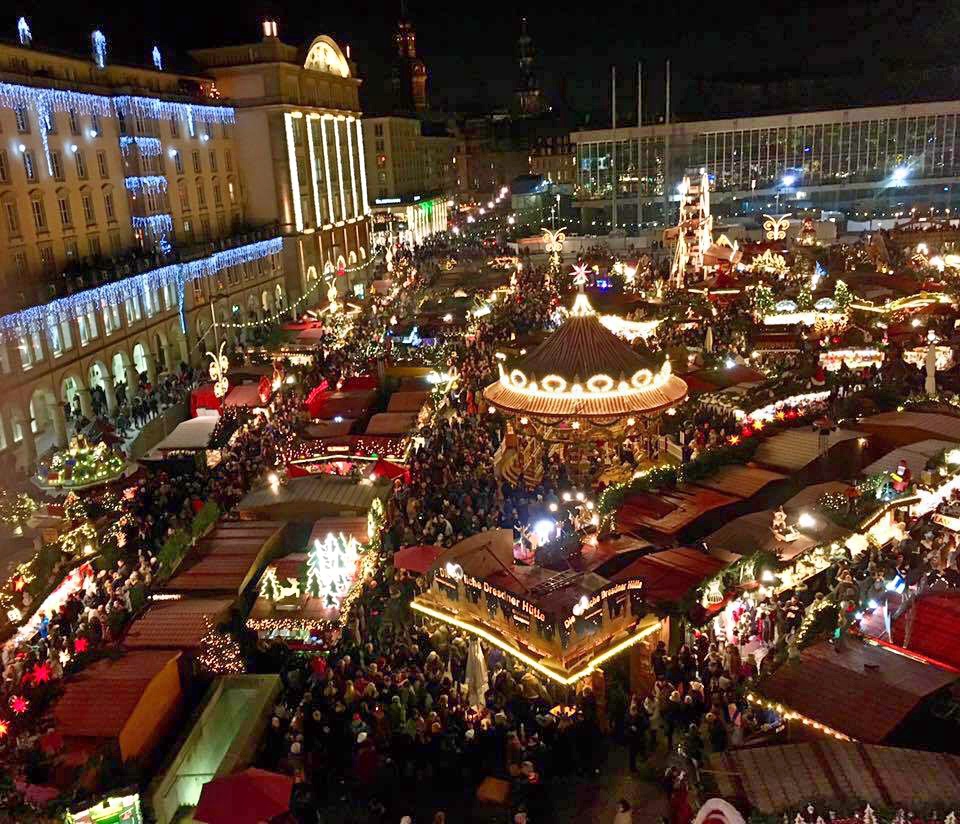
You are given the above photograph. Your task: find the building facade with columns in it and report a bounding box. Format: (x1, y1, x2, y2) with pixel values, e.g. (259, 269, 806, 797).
(191, 24, 374, 302)
(0, 30, 300, 470)
(363, 116, 454, 245)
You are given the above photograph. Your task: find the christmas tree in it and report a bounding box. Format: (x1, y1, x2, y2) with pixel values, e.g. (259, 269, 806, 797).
(197, 617, 244, 674)
(305, 532, 360, 607)
(797, 283, 813, 310)
(752, 283, 775, 316)
(834, 278, 852, 310)
(259, 566, 282, 601)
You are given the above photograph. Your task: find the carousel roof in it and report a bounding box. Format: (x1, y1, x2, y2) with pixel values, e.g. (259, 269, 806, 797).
(483, 286, 687, 419)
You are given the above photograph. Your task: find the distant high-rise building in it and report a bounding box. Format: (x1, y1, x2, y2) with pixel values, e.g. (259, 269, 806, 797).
(514, 17, 545, 117)
(391, 2, 428, 113)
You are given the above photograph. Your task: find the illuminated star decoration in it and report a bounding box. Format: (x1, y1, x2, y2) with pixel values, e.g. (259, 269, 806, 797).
(30, 662, 52, 685)
(571, 264, 590, 289)
(0, 718, 8, 737)
(10, 695, 29, 715)
(58, 650, 71, 667)
(73, 637, 89, 654)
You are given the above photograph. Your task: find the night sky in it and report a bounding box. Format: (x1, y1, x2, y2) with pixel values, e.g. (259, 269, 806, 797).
(8, 0, 959, 119)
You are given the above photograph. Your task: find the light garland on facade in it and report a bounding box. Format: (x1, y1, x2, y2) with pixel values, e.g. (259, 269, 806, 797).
(496, 360, 673, 399)
(0, 236, 282, 342)
(114, 95, 234, 126)
(131, 213, 173, 235)
(0, 80, 234, 181)
(119, 136, 162, 157)
(124, 175, 168, 194)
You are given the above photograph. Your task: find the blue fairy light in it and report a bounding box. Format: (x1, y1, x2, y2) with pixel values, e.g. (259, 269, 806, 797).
(92, 30, 107, 69)
(0, 237, 282, 342)
(17, 17, 31, 47)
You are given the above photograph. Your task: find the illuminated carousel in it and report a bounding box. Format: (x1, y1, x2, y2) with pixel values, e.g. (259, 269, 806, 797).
(484, 274, 688, 486)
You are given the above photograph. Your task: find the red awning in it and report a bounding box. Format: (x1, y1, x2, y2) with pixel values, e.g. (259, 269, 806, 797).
(341, 375, 379, 391)
(371, 458, 408, 482)
(193, 768, 293, 824)
(394, 545, 443, 574)
(191, 383, 222, 417)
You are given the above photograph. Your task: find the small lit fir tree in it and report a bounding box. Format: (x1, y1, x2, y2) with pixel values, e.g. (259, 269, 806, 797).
(752, 283, 775, 317)
(197, 617, 244, 674)
(797, 283, 813, 310)
(259, 566, 282, 601)
(833, 278, 852, 310)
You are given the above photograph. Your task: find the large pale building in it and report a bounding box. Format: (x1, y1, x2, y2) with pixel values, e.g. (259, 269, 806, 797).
(572, 100, 960, 228)
(191, 22, 373, 298)
(0, 22, 370, 471)
(363, 116, 454, 244)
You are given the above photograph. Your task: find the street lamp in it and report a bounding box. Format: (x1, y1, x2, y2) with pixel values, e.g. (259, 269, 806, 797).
(776, 174, 796, 213)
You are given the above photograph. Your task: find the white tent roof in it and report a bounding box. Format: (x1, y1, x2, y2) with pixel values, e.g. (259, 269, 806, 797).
(150, 416, 219, 453)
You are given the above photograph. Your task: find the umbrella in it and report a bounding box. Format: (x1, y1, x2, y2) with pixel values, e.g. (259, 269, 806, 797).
(465, 636, 489, 709)
(193, 768, 293, 824)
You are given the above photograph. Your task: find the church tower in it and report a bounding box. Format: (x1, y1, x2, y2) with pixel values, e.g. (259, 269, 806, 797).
(515, 17, 545, 116)
(391, 1, 428, 112)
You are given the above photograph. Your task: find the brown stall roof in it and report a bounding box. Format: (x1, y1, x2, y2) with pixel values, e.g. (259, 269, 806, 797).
(618, 487, 739, 538)
(758, 640, 957, 743)
(165, 521, 283, 595)
(386, 390, 431, 413)
(124, 597, 233, 651)
(858, 411, 960, 444)
(693, 464, 787, 499)
(712, 741, 960, 814)
(307, 516, 372, 545)
(704, 509, 850, 560)
(753, 428, 864, 472)
(53, 650, 180, 739)
(239, 477, 385, 519)
(612, 547, 731, 604)
(365, 412, 418, 435)
(303, 419, 356, 439)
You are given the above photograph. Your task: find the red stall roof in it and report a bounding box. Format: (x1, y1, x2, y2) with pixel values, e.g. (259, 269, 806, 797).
(759, 640, 958, 743)
(890, 592, 960, 671)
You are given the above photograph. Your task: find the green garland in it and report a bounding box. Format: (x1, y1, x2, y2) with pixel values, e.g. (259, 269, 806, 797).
(599, 437, 761, 517)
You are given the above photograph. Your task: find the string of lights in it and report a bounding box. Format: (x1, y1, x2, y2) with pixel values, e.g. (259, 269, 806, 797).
(0, 236, 282, 342)
(216, 251, 381, 330)
(217, 278, 322, 330)
(124, 175, 168, 194)
(131, 213, 173, 236)
(119, 136, 162, 157)
(0, 81, 233, 179)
